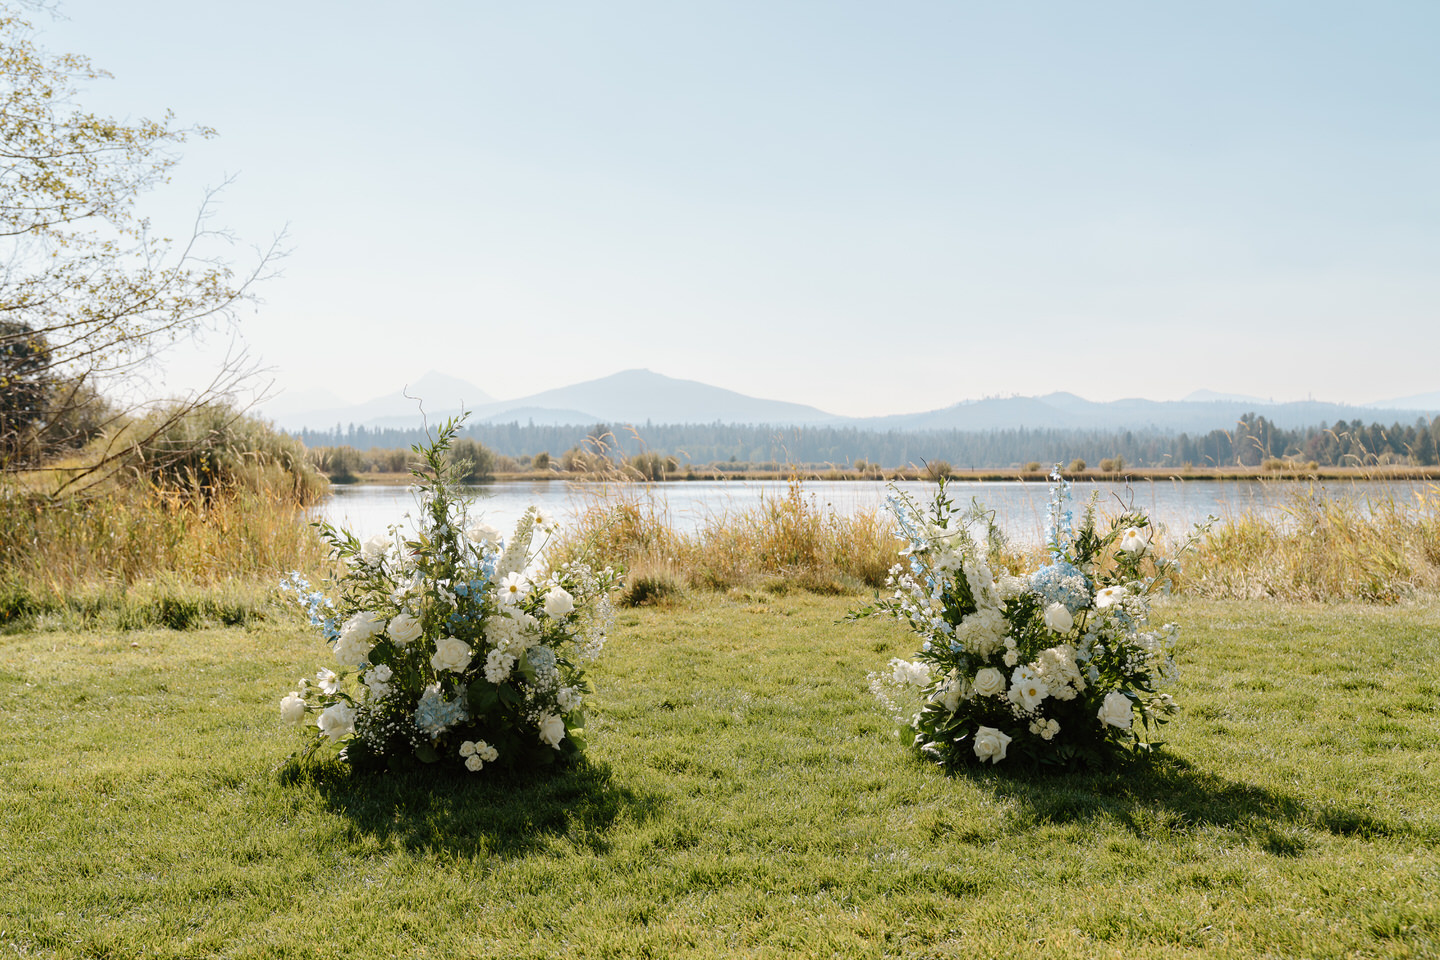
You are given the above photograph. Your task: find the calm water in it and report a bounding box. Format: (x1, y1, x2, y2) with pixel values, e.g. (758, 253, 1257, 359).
(318, 477, 1436, 546)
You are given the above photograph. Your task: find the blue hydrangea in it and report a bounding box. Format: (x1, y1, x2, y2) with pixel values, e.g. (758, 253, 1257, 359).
(1030, 561, 1092, 613)
(414, 685, 468, 737)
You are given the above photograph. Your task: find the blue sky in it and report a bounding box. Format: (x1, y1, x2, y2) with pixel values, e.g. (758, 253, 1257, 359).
(33, 1, 1440, 417)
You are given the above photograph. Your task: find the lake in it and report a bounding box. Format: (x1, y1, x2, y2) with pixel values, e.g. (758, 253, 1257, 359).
(317, 477, 1437, 546)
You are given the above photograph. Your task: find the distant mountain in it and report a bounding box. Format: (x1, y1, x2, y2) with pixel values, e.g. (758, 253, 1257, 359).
(270, 367, 1440, 437)
(856, 394, 1440, 433)
(477, 369, 836, 426)
(1368, 390, 1440, 411)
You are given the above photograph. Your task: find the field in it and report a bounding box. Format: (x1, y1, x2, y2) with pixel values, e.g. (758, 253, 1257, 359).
(3, 593, 1437, 958)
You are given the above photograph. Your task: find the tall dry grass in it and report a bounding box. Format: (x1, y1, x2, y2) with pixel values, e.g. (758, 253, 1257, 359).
(552, 477, 901, 603)
(1179, 482, 1440, 604)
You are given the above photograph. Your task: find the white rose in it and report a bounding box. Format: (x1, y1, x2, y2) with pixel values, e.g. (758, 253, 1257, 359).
(1118, 527, 1146, 554)
(466, 522, 503, 547)
(361, 534, 391, 561)
(537, 712, 566, 749)
(1095, 586, 1126, 609)
(279, 692, 306, 725)
(1043, 602, 1073, 634)
(972, 667, 1006, 697)
(972, 725, 1011, 764)
(387, 612, 423, 647)
(1098, 691, 1134, 730)
(430, 636, 474, 674)
(543, 586, 575, 618)
(316, 702, 355, 741)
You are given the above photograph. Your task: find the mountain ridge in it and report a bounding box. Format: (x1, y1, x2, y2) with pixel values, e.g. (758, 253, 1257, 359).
(256, 368, 1440, 435)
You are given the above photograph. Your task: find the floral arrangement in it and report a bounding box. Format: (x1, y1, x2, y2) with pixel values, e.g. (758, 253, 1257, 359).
(857, 472, 1184, 769)
(279, 417, 619, 773)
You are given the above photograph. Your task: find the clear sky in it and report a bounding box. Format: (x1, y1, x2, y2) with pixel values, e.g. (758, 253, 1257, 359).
(31, 0, 1440, 417)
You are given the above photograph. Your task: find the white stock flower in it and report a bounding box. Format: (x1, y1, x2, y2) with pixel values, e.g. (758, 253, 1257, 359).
(537, 713, 566, 748)
(972, 667, 1006, 697)
(484, 649, 516, 683)
(497, 572, 532, 606)
(1118, 527, 1147, 554)
(1043, 602, 1074, 634)
(335, 612, 383, 666)
(365, 664, 393, 699)
(1095, 586, 1126, 609)
(279, 692, 306, 725)
(543, 586, 575, 618)
(557, 686, 582, 713)
(972, 725, 1011, 764)
(387, 612, 423, 647)
(316, 702, 356, 741)
(430, 636, 474, 674)
(1098, 691, 1134, 730)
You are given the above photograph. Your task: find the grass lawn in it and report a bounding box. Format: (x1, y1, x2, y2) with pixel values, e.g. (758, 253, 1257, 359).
(2, 593, 1437, 958)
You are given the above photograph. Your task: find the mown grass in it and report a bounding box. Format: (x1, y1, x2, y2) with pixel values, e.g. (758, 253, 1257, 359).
(2, 593, 1436, 957)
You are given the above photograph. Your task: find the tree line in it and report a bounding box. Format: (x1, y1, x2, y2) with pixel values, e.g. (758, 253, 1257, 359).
(294, 412, 1440, 474)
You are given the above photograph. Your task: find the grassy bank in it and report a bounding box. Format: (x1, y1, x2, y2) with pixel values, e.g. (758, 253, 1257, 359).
(1, 593, 1436, 957)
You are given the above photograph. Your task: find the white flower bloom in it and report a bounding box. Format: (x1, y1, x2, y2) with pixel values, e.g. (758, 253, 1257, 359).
(972, 667, 1006, 697)
(972, 725, 1011, 764)
(279, 692, 306, 725)
(316, 668, 340, 695)
(537, 712, 566, 748)
(484, 649, 516, 683)
(430, 636, 474, 673)
(335, 612, 384, 667)
(557, 686, 582, 713)
(543, 586, 575, 618)
(1118, 527, 1146, 555)
(497, 572, 532, 606)
(365, 664, 394, 699)
(387, 612, 423, 647)
(459, 739, 498, 771)
(889, 658, 931, 687)
(1098, 691, 1134, 730)
(361, 534, 391, 561)
(466, 522, 503, 547)
(316, 702, 356, 741)
(1095, 586, 1126, 609)
(1043, 602, 1074, 634)
(1008, 666, 1049, 712)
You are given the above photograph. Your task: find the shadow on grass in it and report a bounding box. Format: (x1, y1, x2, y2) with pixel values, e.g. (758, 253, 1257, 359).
(972, 754, 1424, 856)
(279, 756, 665, 858)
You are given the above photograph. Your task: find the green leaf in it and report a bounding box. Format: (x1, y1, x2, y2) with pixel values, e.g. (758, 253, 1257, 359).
(413, 742, 440, 764)
(467, 680, 499, 714)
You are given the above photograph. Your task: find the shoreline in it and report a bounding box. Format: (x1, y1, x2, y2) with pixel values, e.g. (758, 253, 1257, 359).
(330, 465, 1440, 486)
